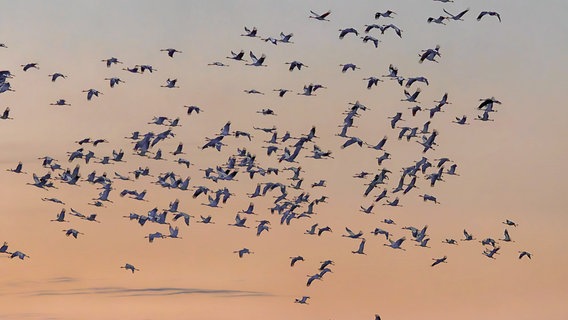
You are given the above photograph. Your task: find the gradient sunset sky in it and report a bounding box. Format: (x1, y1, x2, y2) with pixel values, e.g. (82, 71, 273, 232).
(1, 1, 567, 319)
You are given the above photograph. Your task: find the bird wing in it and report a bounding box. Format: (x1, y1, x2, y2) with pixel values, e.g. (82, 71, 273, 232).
(357, 239, 366, 251)
(394, 237, 405, 246)
(249, 51, 258, 63)
(456, 9, 470, 19)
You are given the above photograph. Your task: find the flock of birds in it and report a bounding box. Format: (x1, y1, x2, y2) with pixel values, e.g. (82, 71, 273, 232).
(1, 3, 531, 319)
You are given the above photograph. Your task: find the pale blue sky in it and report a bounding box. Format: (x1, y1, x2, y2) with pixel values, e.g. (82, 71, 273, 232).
(0, 1, 567, 319)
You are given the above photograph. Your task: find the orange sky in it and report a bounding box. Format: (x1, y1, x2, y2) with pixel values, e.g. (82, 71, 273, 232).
(1, 1, 567, 319)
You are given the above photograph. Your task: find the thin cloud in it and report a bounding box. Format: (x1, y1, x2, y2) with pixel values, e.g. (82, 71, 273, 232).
(47, 276, 77, 283)
(30, 286, 269, 298)
(0, 313, 59, 320)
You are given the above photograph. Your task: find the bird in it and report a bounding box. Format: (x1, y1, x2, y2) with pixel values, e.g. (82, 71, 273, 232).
(171, 142, 184, 155)
(239, 202, 256, 215)
(83, 89, 102, 101)
(197, 215, 214, 224)
(227, 50, 247, 61)
(427, 16, 448, 25)
(409, 105, 422, 117)
(501, 229, 513, 242)
(389, 112, 404, 128)
(435, 93, 451, 106)
(311, 180, 326, 188)
(161, 78, 178, 88)
(290, 256, 304, 267)
(368, 136, 388, 150)
(136, 64, 157, 73)
(443, 239, 458, 245)
(462, 230, 475, 241)
(185, 105, 203, 115)
(121, 263, 140, 273)
(338, 28, 358, 39)
(256, 221, 270, 236)
(363, 76, 382, 89)
(305, 223, 318, 235)
(10, 251, 30, 260)
(309, 10, 331, 21)
(262, 36, 279, 45)
(406, 76, 429, 88)
(244, 89, 264, 95)
(285, 61, 308, 71)
(384, 237, 406, 250)
(50, 209, 68, 222)
(419, 45, 441, 63)
(21, 63, 39, 71)
(371, 227, 390, 240)
(481, 238, 498, 247)
(295, 296, 310, 304)
(241, 26, 259, 37)
(383, 64, 399, 79)
(234, 248, 253, 258)
(340, 63, 360, 73)
(383, 24, 403, 38)
(375, 10, 396, 19)
(478, 97, 502, 110)
(298, 84, 315, 96)
(475, 111, 494, 122)
(503, 219, 518, 227)
(419, 194, 439, 204)
(50, 99, 71, 106)
(363, 24, 384, 33)
(208, 61, 228, 67)
(145, 232, 165, 243)
(317, 226, 332, 236)
(123, 66, 140, 73)
(63, 228, 84, 239)
(343, 227, 364, 239)
(446, 164, 459, 176)
(453, 115, 469, 125)
(361, 35, 380, 48)
(341, 136, 364, 149)
(48, 73, 66, 82)
(444, 8, 470, 21)
(101, 57, 122, 67)
(402, 89, 421, 102)
(416, 238, 431, 248)
(0, 82, 14, 94)
(477, 11, 501, 22)
(518, 251, 532, 260)
(161, 48, 182, 57)
(319, 260, 335, 270)
(483, 247, 501, 259)
(42, 197, 65, 205)
(431, 256, 448, 267)
(229, 214, 249, 228)
(0, 242, 9, 253)
(246, 51, 267, 67)
(352, 239, 366, 255)
(306, 273, 322, 286)
(105, 77, 125, 88)
(167, 226, 182, 239)
(278, 32, 294, 43)
(7, 161, 26, 174)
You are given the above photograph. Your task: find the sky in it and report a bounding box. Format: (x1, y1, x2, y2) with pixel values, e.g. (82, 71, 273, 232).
(1, 0, 567, 319)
